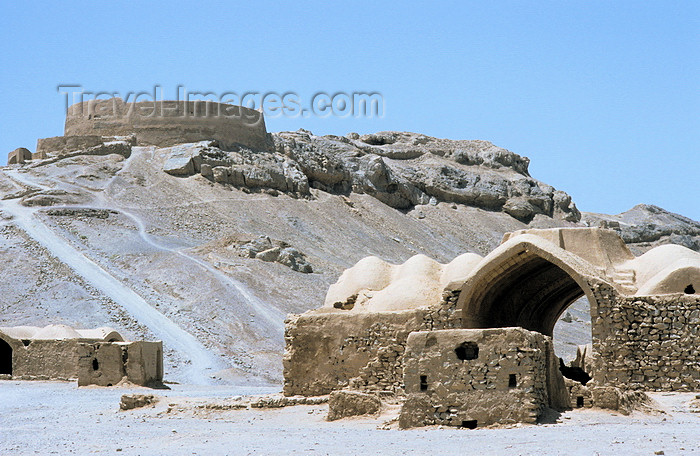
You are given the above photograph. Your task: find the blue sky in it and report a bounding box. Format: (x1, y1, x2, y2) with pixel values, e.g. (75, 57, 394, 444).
(1, 2, 698, 220)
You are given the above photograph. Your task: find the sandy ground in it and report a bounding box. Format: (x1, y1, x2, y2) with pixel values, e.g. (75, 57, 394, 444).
(1, 380, 698, 456)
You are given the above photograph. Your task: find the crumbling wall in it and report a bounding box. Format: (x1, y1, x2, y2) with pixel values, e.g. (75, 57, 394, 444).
(7, 147, 32, 165)
(399, 327, 562, 428)
(77, 341, 163, 387)
(565, 379, 593, 409)
(283, 291, 462, 396)
(594, 293, 700, 391)
(35, 135, 105, 157)
(10, 340, 83, 380)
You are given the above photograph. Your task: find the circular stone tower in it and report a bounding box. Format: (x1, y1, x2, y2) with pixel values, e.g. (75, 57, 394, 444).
(65, 98, 269, 151)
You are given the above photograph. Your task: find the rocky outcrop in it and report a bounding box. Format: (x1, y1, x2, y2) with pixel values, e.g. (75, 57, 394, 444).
(163, 130, 581, 223)
(234, 236, 313, 273)
(31, 138, 133, 164)
(583, 204, 700, 252)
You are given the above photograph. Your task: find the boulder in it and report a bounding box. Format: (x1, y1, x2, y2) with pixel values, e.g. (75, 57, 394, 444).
(163, 142, 210, 176)
(236, 236, 313, 273)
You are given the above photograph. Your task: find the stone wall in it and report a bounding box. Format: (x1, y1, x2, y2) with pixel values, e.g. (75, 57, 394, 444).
(283, 291, 462, 397)
(35, 135, 104, 157)
(64, 98, 270, 151)
(594, 293, 700, 391)
(8, 339, 82, 380)
(77, 341, 163, 387)
(0, 334, 162, 385)
(399, 327, 565, 428)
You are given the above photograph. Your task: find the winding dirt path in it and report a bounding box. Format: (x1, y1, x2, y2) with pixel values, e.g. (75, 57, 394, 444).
(1, 168, 225, 384)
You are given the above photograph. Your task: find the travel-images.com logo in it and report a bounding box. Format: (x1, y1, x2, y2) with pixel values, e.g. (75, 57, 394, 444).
(58, 85, 385, 121)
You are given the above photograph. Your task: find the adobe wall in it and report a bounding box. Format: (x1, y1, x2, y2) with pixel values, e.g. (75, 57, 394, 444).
(399, 327, 565, 428)
(64, 98, 270, 151)
(10, 339, 83, 380)
(283, 291, 462, 397)
(77, 341, 163, 387)
(593, 294, 700, 391)
(0, 332, 163, 385)
(35, 135, 105, 157)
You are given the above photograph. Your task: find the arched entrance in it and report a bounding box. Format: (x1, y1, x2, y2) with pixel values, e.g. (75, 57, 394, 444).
(457, 243, 599, 337)
(0, 338, 13, 375)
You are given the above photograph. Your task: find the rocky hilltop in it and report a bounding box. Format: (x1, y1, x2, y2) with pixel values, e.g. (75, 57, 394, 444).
(1, 119, 698, 384)
(583, 204, 700, 254)
(165, 130, 581, 224)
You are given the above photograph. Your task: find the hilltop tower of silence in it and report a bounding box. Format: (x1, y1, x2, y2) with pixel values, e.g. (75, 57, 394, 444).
(4, 99, 699, 426)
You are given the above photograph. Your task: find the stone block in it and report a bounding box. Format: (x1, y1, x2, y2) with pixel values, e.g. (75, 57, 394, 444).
(326, 390, 381, 421)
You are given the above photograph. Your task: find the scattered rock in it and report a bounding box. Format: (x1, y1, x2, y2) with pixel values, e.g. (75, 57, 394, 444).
(249, 395, 328, 408)
(46, 208, 116, 219)
(237, 236, 313, 273)
(119, 394, 156, 411)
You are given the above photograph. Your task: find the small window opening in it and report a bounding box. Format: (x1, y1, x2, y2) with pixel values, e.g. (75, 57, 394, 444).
(92, 358, 99, 371)
(461, 420, 478, 429)
(508, 374, 517, 388)
(21, 339, 31, 347)
(455, 342, 479, 360)
(420, 375, 428, 391)
(576, 396, 584, 408)
(685, 284, 695, 294)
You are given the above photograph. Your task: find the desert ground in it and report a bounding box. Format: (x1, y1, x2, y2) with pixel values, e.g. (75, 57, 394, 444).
(1, 380, 698, 455)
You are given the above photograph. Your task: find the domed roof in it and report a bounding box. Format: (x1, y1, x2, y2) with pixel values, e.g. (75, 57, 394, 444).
(630, 244, 700, 295)
(324, 252, 483, 312)
(32, 324, 82, 340)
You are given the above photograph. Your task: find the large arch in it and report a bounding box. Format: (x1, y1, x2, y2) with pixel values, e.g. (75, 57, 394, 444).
(0, 337, 12, 375)
(456, 236, 604, 337)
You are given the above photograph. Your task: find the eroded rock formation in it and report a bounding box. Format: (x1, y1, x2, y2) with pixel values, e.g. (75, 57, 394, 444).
(162, 130, 581, 223)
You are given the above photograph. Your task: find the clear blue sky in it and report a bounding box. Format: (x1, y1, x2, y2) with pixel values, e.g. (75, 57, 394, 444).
(1, 2, 698, 220)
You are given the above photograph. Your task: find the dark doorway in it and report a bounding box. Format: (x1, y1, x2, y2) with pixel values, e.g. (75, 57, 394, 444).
(0, 339, 12, 375)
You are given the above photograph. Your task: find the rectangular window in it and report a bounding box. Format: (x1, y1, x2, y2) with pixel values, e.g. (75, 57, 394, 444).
(508, 374, 517, 388)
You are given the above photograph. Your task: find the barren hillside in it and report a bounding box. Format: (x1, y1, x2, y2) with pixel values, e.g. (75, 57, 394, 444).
(1, 131, 698, 384)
